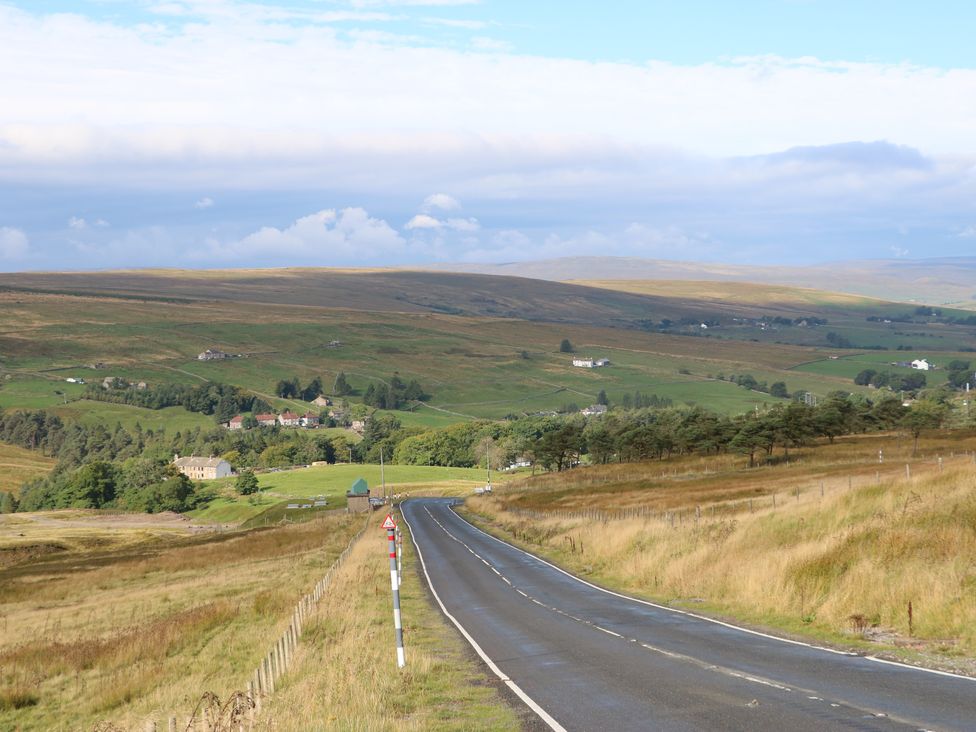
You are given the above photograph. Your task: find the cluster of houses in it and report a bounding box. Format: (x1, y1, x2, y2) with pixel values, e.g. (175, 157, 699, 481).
(225, 411, 321, 430)
(572, 357, 610, 368)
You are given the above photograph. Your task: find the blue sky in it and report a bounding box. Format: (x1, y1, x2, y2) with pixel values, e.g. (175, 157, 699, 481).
(1, 1, 975, 270)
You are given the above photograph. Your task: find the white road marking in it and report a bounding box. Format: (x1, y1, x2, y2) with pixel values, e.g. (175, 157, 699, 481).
(448, 503, 976, 684)
(402, 504, 568, 732)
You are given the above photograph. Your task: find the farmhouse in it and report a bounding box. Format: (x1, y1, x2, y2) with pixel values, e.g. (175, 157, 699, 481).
(300, 412, 320, 428)
(226, 415, 245, 430)
(278, 411, 301, 427)
(581, 404, 608, 417)
(255, 413, 278, 427)
(911, 359, 931, 371)
(172, 454, 232, 480)
(198, 349, 229, 361)
(572, 357, 610, 368)
(351, 419, 369, 434)
(311, 395, 332, 407)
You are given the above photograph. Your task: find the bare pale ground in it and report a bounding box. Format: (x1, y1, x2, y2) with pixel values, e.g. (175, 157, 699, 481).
(468, 433, 976, 675)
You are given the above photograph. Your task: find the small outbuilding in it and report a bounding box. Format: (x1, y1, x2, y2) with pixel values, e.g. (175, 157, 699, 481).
(347, 477, 371, 513)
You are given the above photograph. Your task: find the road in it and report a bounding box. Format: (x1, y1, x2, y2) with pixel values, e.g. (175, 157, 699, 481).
(401, 498, 976, 732)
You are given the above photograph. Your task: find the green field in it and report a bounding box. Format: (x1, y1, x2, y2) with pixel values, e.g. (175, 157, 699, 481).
(187, 463, 506, 524)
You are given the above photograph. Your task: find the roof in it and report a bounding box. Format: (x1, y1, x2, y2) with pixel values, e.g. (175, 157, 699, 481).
(174, 456, 228, 468)
(349, 477, 369, 495)
(280, 411, 300, 419)
(228, 415, 244, 423)
(302, 412, 319, 419)
(255, 413, 277, 421)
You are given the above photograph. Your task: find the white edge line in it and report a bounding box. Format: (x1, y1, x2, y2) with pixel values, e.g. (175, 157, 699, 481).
(401, 500, 569, 732)
(448, 501, 976, 684)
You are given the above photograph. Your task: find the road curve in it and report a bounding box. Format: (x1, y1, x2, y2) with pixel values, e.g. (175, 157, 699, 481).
(401, 497, 976, 732)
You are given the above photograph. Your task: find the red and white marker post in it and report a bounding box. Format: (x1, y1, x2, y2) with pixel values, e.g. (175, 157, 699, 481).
(382, 513, 406, 668)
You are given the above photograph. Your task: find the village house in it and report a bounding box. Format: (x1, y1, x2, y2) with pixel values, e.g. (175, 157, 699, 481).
(351, 419, 368, 434)
(278, 411, 301, 427)
(581, 404, 608, 417)
(311, 395, 332, 407)
(226, 415, 245, 430)
(911, 358, 931, 371)
(172, 454, 232, 480)
(300, 412, 320, 428)
(197, 349, 229, 361)
(255, 413, 278, 427)
(572, 357, 610, 368)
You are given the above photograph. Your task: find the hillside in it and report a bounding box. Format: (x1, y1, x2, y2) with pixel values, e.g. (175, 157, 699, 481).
(431, 256, 976, 309)
(1, 269, 975, 433)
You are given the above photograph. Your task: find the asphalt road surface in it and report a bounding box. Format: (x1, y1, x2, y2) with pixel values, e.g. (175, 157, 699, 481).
(401, 498, 976, 732)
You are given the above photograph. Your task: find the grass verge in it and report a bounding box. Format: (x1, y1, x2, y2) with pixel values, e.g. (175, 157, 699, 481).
(257, 519, 524, 731)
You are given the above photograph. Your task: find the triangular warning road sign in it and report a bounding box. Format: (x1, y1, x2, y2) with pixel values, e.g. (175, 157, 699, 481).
(381, 514, 397, 530)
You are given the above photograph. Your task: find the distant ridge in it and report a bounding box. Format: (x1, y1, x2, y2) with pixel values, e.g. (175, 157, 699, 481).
(423, 256, 976, 308)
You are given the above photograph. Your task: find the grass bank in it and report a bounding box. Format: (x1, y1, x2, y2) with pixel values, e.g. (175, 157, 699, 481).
(0, 514, 362, 730)
(255, 517, 524, 731)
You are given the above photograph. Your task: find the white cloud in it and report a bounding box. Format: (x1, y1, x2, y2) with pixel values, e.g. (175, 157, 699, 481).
(890, 245, 910, 258)
(405, 213, 442, 229)
(1, 3, 975, 189)
(422, 193, 461, 212)
(68, 216, 87, 230)
(957, 225, 976, 239)
(445, 217, 479, 231)
(195, 196, 215, 209)
(206, 207, 406, 262)
(0, 227, 29, 259)
(94, 218, 110, 228)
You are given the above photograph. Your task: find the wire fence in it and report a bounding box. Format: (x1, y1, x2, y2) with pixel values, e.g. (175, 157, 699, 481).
(100, 513, 372, 732)
(503, 452, 976, 529)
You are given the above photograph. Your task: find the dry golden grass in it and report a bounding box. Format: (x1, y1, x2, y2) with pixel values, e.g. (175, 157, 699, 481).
(470, 432, 976, 666)
(0, 444, 56, 495)
(257, 522, 522, 732)
(0, 514, 363, 731)
(577, 279, 878, 309)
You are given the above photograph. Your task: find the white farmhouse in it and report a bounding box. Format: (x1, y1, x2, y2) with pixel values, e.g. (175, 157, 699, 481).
(911, 359, 931, 371)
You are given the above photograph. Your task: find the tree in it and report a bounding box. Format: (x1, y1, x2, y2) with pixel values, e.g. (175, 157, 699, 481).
(302, 376, 324, 402)
(902, 401, 948, 455)
(236, 469, 260, 495)
(769, 381, 789, 398)
(333, 372, 352, 396)
(0, 491, 17, 513)
(559, 338, 574, 353)
(596, 389, 608, 406)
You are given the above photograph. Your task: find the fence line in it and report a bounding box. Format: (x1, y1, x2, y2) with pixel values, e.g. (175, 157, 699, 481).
(134, 513, 372, 732)
(503, 453, 972, 529)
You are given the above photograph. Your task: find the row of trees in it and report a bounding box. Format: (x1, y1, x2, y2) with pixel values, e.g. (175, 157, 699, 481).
(275, 372, 354, 400)
(84, 380, 271, 423)
(362, 374, 428, 410)
(853, 369, 927, 392)
(3, 386, 955, 512)
(2, 406, 347, 512)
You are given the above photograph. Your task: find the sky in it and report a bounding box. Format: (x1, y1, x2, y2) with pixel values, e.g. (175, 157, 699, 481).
(1, 1, 976, 271)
